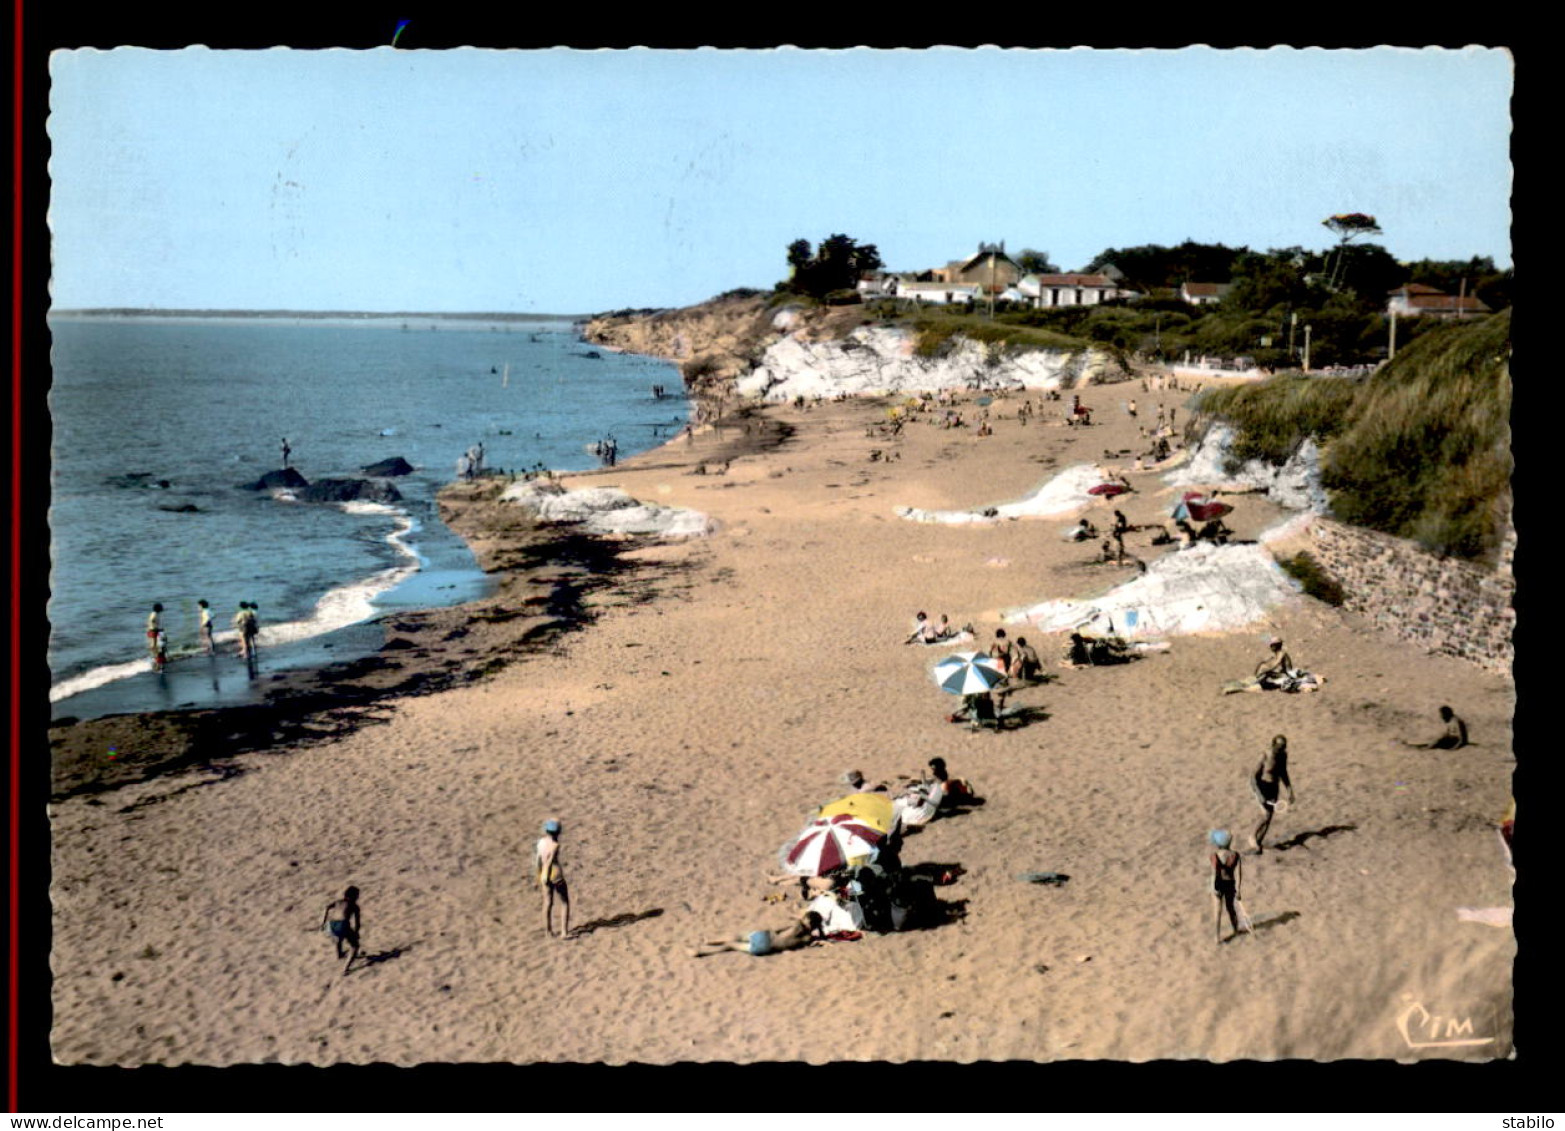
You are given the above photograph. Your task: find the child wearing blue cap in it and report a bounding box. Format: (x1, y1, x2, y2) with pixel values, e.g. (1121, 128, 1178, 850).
(535, 819, 571, 939)
(1208, 830, 1250, 944)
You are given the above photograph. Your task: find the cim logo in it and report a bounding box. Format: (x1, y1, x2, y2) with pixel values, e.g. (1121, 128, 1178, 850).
(1395, 995, 1495, 1049)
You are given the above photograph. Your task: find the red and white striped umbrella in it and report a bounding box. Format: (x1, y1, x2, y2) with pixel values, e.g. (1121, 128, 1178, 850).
(778, 813, 884, 876)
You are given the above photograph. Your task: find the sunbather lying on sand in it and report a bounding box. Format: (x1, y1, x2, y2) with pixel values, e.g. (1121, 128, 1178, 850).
(1060, 632, 1133, 668)
(692, 910, 826, 957)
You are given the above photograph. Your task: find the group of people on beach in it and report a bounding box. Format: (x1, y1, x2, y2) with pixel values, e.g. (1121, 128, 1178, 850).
(144, 599, 261, 669)
(694, 758, 979, 958)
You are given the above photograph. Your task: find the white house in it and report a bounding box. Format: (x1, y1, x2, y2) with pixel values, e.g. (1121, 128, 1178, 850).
(1386, 283, 1491, 319)
(1019, 273, 1136, 308)
(898, 282, 986, 306)
(1180, 282, 1232, 306)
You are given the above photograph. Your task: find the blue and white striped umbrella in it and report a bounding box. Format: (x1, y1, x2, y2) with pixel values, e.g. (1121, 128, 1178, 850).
(932, 651, 1007, 696)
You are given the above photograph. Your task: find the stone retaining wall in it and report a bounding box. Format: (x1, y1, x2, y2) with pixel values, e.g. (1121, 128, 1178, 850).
(1308, 518, 1515, 676)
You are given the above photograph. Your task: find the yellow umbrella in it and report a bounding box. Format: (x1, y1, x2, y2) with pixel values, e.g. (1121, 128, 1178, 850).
(817, 792, 896, 835)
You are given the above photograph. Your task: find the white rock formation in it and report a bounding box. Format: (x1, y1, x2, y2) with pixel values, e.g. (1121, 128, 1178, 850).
(501, 480, 713, 538)
(1008, 539, 1303, 639)
(735, 326, 1119, 402)
(1165, 422, 1329, 513)
(896, 463, 1109, 525)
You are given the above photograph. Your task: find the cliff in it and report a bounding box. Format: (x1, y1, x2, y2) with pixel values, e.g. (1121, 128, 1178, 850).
(584, 291, 1120, 400)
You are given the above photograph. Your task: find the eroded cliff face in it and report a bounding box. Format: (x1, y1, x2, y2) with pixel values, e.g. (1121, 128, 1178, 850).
(581, 293, 776, 388)
(583, 292, 1119, 398)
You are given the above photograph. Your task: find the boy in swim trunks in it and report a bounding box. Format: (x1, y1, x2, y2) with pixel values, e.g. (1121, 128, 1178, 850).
(1249, 734, 1295, 853)
(690, 910, 824, 957)
(197, 599, 215, 655)
(146, 604, 163, 656)
(319, 885, 362, 975)
(535, 819, 571, 939)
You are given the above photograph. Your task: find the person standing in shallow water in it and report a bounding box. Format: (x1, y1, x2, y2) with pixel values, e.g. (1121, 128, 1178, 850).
(280, 437, 291, 469)
(197, 599, 214, 655)
(535, 819, 572, 939)
(146, 603, 163, 657)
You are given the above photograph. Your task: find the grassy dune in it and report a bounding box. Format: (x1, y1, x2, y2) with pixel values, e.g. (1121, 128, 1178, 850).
(1195, 310, 1512, 563)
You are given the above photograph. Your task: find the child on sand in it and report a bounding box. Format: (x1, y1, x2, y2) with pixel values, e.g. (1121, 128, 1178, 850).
(535, 819, 572, 939)
(1249, 735, 1296, 853)
(320, 886, 362, 975)
(1208, 831, 1250, 944)
(692, 910, 825, 957)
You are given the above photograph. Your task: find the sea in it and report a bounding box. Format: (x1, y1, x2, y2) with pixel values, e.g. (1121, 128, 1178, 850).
(47, 314, 685, 721)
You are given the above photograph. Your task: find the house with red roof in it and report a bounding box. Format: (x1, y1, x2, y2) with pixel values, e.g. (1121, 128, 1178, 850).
(1020, 272, 1137, 308)
(1386, 283, 1491, 318)
(1180, 281, 1232, 306)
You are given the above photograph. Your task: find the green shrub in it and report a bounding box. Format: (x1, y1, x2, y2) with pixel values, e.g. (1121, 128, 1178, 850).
(1278, 551, 1346, 606)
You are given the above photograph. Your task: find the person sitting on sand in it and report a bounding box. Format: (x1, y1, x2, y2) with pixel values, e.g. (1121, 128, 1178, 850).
(989, 628, 1014, 675)
(808, 888, 867, 935)
(1208, 831, 1250, 945)
(950, 691, 1001, 730)
(692, 909, 826, 958)
(1254, 637, 1295, 688)
(925, 757, 977, 808)
(933, 614, 958, 641)
(766, 871, 844, 902)
(535, 819, 572, 940)
(320, 885, 363, 975)
(1197, 517, 1231, 544)
(906, 611, 937, 645)
(1012, 636, 1043, 682)
(1062, 632, 1131, 668)
(1405, 705, 1469, 750)
(1065, 517, 1099, 542)
(1175, 519, 1198, 549)
(1249, 735, 1296, 854)
(893, 782, 940, 832)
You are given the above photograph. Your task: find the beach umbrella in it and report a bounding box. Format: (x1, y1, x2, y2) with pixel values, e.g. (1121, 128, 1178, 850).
(975, 396, 993, 406)
(1172, 491, 1232, 522)
(818, 792, 896, 834)
(1087, 483, 1128, 497)
(779, 813, 885, 876)
(932, 651, 1007, 696)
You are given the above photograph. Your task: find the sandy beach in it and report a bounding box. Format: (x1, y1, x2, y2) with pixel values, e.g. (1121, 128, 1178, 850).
(47, 382, 1515, 1065)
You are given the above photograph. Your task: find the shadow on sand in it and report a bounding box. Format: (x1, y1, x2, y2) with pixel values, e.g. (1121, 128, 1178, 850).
(1272, 824, 1358, 852)
(570, 908, 665, 937)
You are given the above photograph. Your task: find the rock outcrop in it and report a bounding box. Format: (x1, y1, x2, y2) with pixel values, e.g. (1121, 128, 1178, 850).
(240, 468, 310, 492)
(1166, 423, 1328, 513)
(361, 456, 415, 478)
(500, 480, 711, 539)
(296, 478, 403, 505)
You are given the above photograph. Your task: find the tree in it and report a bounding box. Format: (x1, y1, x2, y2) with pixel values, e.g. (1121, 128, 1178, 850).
(783, 234, 883, 299)
(1015, 248, 1059, 275)
(1321, 213, 1383, 291)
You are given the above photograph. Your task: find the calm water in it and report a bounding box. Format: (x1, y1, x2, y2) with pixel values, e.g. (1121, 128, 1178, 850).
(48, 315, 684, 717)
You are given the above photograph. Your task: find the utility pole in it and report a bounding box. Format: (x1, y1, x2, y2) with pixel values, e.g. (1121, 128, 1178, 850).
(1288, 311, 1297, 359)
(1457, 277, 1467, 321)
(1388, 308, 1398, 360)
(1303, 324, 1313, 373)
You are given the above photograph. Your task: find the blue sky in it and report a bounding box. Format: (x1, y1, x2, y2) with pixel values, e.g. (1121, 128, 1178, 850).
(48, 46, 1513, 314)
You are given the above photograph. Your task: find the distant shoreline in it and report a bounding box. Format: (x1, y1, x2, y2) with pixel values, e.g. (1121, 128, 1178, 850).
(48, 307, 587, 322)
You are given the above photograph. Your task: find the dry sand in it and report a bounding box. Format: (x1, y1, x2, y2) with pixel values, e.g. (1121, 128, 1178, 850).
(48, 384, 1515, 1065)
